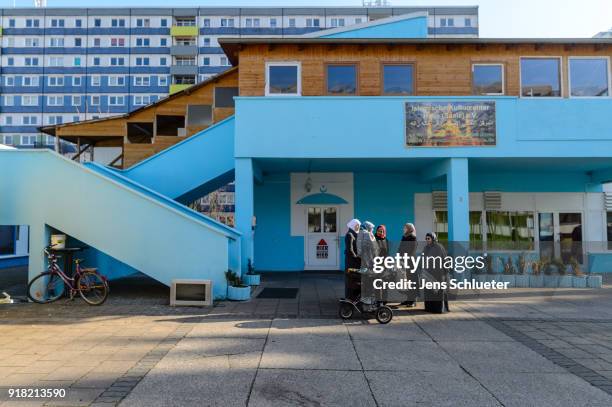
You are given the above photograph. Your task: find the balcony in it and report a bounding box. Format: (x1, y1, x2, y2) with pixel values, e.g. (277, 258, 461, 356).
(170, 26, 198, 37)
(169, 84, 193, 94)
(170, 45, 198, 56)
(234, 96, 612, 160)
(170, 65, 198, 76)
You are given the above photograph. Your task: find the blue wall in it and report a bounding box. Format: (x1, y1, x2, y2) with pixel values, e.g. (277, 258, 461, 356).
(321, 16, 428, 39)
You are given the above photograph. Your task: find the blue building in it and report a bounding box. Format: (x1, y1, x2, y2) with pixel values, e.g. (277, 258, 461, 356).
(2, 14, 612, 299)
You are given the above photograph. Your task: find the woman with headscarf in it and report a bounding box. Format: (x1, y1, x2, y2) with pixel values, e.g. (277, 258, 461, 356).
(422, 232, 450, 313)
(398, 223, 418, 307)
(375, 225, 389, 258)
(344, 219, 361, 299)
(357, 221, 379, 271)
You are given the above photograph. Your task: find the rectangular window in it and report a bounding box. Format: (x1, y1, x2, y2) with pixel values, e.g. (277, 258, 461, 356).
(25, 57, 39, 66)
(109, 96, 124, 106)
(521, 57, 561, 97)
(23, 115, 38, 124)
(49, 57, 64, 67)
(202, 38, 211, 47)
(4, 95, 15, 106)
(91, 75, 101, 86)
(134, 95, 151, 105)
(134, 76, 150, 86)
(160, 38, 167, 46)
(486, 211, 535, 250)
(326, 64, 357, 95)
(202, 57, 210, 66)
(48, 95, 64, 106)
(465, 18, 472, 27)
(25, 38, 40, 47)
(356, 18, 363, 24)
(22, 96, 38, 106)
(289, 18, 296, 28)
(220, 57, 228, 66)
(5, 76, 15, 86)
(74, 38, 82, 47)
(48, 116, 63, 125)
(160, 57, 167, 66)
(74, 57, 81, 67)
(447, 18, 454, 27)
(108, 76, 125, 86)
(110, 38, 125, 47)
(7, 58, 14, 66)
(136, 57, 150, 66)
(158, 76, 168, 86)
(5, 116, 13, 125)
(202, 18, 210, 27)
(93, 57, 101, 66)
(91, 95, 100, 105)
(472, 64, 504, 95)
(382, 64, 414, 95)
(245, 18, 252, 28)
(221, 18, 234, 27)
(110, 57, 125, 66)
(73, 76, 82, 86)
(94, 19, 101, 27)
(48, 76, 64, 86)
(23, 76, 39, 87)
(3, 135, 14, 145)
(161, 19, 168, 27)
(8, 19, 15, 28)
(266, 62, 300, 96)
(270, 18, 277, 28)
(93, 38, 101, 47)
(75, 19, 82, 28)
(72, 95, 81, 106)
(569, 57, 610, 97)
(50, 37, 64, 47)
(440, 18, 447, 27)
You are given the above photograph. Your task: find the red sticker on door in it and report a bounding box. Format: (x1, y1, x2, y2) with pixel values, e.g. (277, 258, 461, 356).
(316, 239, 329, 259)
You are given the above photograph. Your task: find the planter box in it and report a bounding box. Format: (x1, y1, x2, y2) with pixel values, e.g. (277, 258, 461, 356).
(572, 276, 587, 288)
(587, 275, 603, 288)
(242, 274, 260, 286)
(227, 285, 251, 301)
(499, 274, 515, 288)
(529, 275, 544, 288)
(544, 275, 558, 288)
(475, 274, 488, 283)
(558, 275, 573, 288)
(514, 275, 529, 288)
(486, 274, 499, 283)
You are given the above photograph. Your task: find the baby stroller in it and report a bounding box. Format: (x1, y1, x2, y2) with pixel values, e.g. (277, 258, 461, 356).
(339, 268, 393, 324)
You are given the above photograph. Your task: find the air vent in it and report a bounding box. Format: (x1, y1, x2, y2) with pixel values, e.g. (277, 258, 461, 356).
(432, 191, 447, 210)
(605, 192, 612, 210)
(484, 191, 502, 210)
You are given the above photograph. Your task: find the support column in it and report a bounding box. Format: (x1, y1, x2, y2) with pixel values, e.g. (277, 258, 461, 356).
(28, 224, 51, 283)
(446, 158, 470, 243)
(235, 158, 254, 274)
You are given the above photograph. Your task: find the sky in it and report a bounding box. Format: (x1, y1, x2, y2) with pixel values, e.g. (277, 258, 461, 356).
(1, 0, 610, 38)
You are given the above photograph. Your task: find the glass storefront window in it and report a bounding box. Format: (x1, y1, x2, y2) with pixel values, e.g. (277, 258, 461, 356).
(569, 58, 609, 97)
(486, 211, 535, 250)
(520, 58, 561, 97)
(433, 211, 483, 247)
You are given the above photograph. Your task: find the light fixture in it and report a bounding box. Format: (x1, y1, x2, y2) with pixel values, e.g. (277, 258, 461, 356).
(305, 176, 312, 192)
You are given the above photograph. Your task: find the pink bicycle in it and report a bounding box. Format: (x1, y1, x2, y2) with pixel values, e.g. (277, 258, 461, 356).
(27, 245, 109, 305)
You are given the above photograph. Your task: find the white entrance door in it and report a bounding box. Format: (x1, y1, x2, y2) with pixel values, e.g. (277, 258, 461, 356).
(305, 206, 339, 270)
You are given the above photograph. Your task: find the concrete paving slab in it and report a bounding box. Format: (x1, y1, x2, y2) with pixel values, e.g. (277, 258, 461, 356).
(249, 369, 376, 407)
(438, 340, 566, 373)
(345, 317, 431, 341)
(353, 339, 463, 373)
(171, 337, 265, 359)
(473, 372, 612, 407)
(366, 371, 501, 407)
(416, 319, 511, 342)
(185, 319, 271, 339)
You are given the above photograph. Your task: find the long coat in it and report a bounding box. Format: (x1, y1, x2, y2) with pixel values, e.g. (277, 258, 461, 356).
(344, 229, 361, 270)
(357, 229, 379, 270)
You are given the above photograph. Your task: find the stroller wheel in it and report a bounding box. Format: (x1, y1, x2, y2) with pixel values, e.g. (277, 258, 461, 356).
(376, 306, 393, 324)
(339, 303, 354, 320)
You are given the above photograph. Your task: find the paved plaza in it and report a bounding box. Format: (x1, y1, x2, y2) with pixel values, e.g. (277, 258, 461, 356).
(2, 270, 612, 406)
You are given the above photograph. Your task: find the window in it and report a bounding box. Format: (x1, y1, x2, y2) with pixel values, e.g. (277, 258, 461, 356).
(521, 58, 561, 97)
(221, 57, 229, 66)
(3, 135, 14, 145)
(94, 19, 101, 27)
(158, 76, 168, 86)
(25, 57, 39, 66)
(72, 76, 82, 86)
(5, 116, 13, 125)
(472, 64, 504, 95)
(48, 95, 64, 106)
(486, 211, 535, 250)
(93, 57, 101, 66)
(73, 57, 82, 67)
(21, 135, 36, 145)
(266, 62, 300, 96)
(202, 18, 210, 27)
(22, 96, 38, 106)
(270, 18, 277, 28)
(7, 57, 14, 66)
(8, 19, 15, 28)
(441, 18, 447, 27)
(569, 57, 610, 97)
(465, 18, 472, 27)
(111, 19, 125, 27)
(160, 38, 167, 46)
(48, 76, 64, 86)
(110, 57, 125, 66)
(136, 38, 150, 47)
(75, 19, 82, 28)
(48, 116, 63, 125)
(23, 76, 39, 87)
(306, 18, 320, 28)
(49, 57, 64, 67)
(51, 19, 65, 28)
(221, 18, 234, 27)
(91, 75, 101, 86)
(161, 18, 168, 27)
(134, 95, 151, 105)
(136, 57, 150, 66)
(175, 57, 195, 66)
(108, 76, 125, 86)
(447, 18, 455, 27)
(6, 37, 14, 47)
(382, 64, 414, 95)
(134, 76, 150, 86)
(326, 64, 357, 95)
(5, 76, 15, 86)
(22, 115, 38, 124)
(110, 38, 125, 47)
(136, 18, 150, 28)
(74, 38, 82, 47)
(109, 96, 124, 106)
(245, 18, 252, 28)
(25, 38, 40, 47)
(289, 18, 296, 28)
(4, 95, 15, 106)
(160, 57, 167, 66)
(26, 19, 38, 28)
(50, 37, 64, 47)
(202, 38, 211, 47)
(202, 57, 210, 66)
(90, 95, 100, 105)
(93, 38, 101, 47)
(72, 95, 81, 106)
(72, 116, 80, 122)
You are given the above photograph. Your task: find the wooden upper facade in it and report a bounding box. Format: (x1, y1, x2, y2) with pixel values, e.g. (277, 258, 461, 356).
(231, 41, 612, 98)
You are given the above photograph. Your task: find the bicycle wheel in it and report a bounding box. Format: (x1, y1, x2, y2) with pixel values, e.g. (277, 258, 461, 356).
(77, 271, 109, 306)
(27, 272, 65, 304)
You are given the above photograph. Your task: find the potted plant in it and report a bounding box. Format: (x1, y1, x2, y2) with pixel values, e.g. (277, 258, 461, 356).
(515, 253, 529, 288)
(499, 257, 516, 287)
(543, 258, 560, 288)
(529, 258, 545, 288)
(242, 259, 260, 286)
(568, 257, 586, 288)
(554, 258, 573, 288)
(225, 270, 251, 301)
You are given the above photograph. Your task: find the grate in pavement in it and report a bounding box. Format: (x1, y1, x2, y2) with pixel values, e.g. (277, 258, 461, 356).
(257, 287, 299, 299)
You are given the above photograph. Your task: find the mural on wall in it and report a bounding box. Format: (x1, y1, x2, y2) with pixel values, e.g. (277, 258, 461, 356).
(405, 101, 496, 147)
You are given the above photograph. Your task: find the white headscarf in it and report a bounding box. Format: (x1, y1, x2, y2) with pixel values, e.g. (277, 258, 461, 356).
(363, 221, 375, 231)
(347, 219, 361, 231)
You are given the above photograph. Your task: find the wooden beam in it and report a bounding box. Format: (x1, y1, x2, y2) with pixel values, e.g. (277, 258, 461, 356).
(72, 140, 91, 162)
(109, 153, 124, 168)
